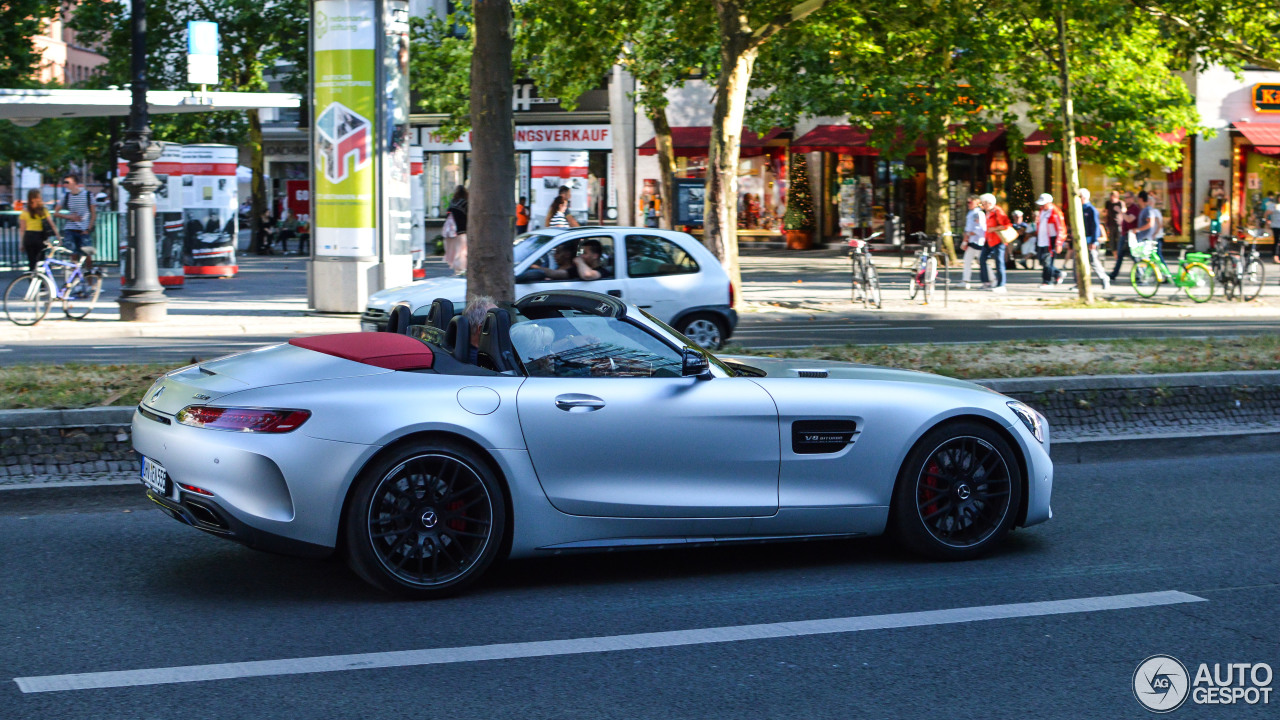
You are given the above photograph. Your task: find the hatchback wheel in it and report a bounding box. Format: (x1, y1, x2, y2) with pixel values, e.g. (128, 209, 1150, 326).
(678, 314, 727, 350)
(891, 421, 1022, 560)
(345, 440, 506, 598)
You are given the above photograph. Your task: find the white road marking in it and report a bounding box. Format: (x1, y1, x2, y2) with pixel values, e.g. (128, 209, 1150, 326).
(14, 590, 1205, 693)
(735, 325, 934, 335)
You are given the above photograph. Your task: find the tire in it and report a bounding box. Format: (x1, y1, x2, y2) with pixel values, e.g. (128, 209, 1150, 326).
(909, 270, 921, 300)
(864, 264, 882, 309)
(63, 273, 102, 320)
(4, 273, 54, 326)
(344, 440, 507, 599)
(1241, 258, 1265, 301)
(1130, 259, 1161, 298)
(677, 313, 728, 350)
(923, 256, 937, 304)
(890, 421, 1023, 560)
(1180, 262, 1214, 303)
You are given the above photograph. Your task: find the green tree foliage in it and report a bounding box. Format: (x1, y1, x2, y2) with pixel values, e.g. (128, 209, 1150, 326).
(0, 0, 60, 87)
(409, 5, 473, 141)
(783, 152, 814, 231)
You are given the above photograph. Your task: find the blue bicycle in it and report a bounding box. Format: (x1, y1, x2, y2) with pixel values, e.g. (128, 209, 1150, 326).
(4, 242, 103, 325)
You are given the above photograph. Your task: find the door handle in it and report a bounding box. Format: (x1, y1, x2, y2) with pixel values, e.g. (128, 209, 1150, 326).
(607, 289, 622, 297)
(555, 394, 606, 412)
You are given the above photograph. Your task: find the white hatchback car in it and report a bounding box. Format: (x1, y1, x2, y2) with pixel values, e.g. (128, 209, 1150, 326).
(361, 227, 739, 348)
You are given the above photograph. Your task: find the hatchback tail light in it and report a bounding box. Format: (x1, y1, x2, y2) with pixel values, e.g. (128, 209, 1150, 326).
(728, 280, 736, 308)
(176, 406, 311, 433)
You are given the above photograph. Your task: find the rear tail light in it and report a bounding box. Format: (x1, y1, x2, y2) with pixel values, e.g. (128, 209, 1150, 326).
(176, 406, 311, 433)
(728, 280, 736, 308)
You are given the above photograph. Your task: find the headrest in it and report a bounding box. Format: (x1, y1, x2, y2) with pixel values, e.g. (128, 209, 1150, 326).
(444, 314, 471, 363)
(387, 305, 413, 335)
(289, 333, 433, 370)
(477, 308, 517, 372)
(426, 298, 455, 330)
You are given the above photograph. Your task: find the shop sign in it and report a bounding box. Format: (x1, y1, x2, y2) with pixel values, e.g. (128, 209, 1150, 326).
(413, 124, 613, 152)
(1254, 84, 1280, 113)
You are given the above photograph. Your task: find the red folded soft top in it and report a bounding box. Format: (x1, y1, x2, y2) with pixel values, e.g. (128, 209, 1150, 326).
(289, 333, 434, 370)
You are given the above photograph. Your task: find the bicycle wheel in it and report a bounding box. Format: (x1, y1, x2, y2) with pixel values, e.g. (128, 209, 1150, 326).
(1180, 263, 1214, 303)
(4, 273, 54, 326)
(63, 273, 102, 319)
(923, 256, 937, 304)
(909, 268, 921, 299)
(1130, 259, 1161, 298)
(1241, 258, 1265, 301)
(864, 263, 882, 309)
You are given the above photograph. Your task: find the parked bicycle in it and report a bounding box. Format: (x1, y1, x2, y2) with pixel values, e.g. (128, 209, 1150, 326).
(4, 242, 103, 325)
(908, 232, 941, 304)
(1210, 228, 1266, 302)
(1129, 235, 1214, 303)
(847, 232, 882, 309)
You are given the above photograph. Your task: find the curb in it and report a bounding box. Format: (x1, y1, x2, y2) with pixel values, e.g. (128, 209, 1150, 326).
(976, 370, 1280, 394)
(1053, 428, 1280, 464)
(0, 406, 135, 428)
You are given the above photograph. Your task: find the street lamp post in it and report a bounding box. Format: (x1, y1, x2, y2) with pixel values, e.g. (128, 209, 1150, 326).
(116, 0, 167, 322)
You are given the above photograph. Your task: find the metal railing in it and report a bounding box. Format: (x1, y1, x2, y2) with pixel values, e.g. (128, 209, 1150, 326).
(0, 211, 121, 271)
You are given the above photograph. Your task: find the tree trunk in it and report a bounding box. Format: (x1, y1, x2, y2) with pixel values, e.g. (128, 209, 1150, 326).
(467, 0, 516, 303)
(648, 105, 677, 230)
(248, 109, 267, 255)
(705, 20, 756, 294)
(1057, 11, 1092, 303)
(924, 127, 955, 262)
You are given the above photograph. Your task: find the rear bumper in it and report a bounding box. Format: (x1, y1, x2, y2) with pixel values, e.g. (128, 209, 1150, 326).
(146, 489, 332, 558)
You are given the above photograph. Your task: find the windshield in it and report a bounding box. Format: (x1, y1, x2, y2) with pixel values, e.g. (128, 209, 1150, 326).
(513, 234, 557, 266)
(637, 309, 736, 377)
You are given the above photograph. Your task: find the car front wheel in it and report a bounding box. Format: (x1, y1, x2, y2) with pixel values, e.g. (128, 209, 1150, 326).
(891, 421, 1022, 560)
(678, 314, 728, 350)
(344, 440, 506, 598)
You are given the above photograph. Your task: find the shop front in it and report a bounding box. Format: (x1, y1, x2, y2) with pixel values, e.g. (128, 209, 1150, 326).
(791, 125, 1006, 241)
(637, 126, 791, 242)
(1231, 120, 1280, 239)
(412, 124, 616, 229)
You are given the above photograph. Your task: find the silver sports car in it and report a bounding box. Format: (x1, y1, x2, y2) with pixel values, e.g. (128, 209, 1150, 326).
(133, 290, 1052, 598)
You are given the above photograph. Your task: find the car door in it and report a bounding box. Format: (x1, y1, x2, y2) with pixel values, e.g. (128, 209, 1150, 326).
(620, 233, 711, 323)
(513, 314, 780, 518)
(516, 234, 627, 300)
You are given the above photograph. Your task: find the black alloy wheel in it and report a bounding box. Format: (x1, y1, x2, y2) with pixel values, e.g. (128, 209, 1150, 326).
(892, 421, 1023, 560)
(345, 442, 505, 598)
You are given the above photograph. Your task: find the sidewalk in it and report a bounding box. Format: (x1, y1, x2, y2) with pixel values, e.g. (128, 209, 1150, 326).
(4, 246, 1280, 343)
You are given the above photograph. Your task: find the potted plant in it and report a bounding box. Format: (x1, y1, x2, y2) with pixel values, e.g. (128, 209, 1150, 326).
(783, 153, 816, 249)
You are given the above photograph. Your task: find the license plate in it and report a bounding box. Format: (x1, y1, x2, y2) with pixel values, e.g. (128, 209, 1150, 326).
(360, 322, 378, 332)
(141, 456, 169, 496)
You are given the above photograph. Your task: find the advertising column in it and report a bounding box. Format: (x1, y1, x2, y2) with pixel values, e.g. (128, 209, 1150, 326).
(180, 144, 239, 277)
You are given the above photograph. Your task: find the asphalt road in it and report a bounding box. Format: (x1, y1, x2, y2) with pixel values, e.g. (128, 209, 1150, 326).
(1, 452, 1275, 718)
(4, 317, 1280, 364)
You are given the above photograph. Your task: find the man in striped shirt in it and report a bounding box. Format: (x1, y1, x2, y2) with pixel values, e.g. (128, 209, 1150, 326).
(55, 174, 96, 272)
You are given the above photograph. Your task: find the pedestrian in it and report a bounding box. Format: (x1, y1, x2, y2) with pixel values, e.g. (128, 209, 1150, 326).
(546, 196, 579, 228)
(1104, 190, 1124, 256)
(1033, 193, 1066, 287)
(443, 185, 468, 274)
(1133, 190, 1165, 258)
(1070, 188, 1111, 291)
(1109, 191, 1141, 282)
(544, 185, 571, 228)
(54, 173, 95, 273)
(1268, 199, 1280, 263)
(958, 196, 986, 289)
(516, 196, 530, 235)
(978, 193, 1010, 293)
(18, 189, 57, 272)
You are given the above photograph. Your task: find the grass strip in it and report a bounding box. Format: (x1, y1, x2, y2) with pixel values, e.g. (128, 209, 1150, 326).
(0, 362, 177, 410)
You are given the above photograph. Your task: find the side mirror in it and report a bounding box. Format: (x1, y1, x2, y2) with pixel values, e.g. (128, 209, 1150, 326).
(681, 347, 711, 378)
(516, 268, 546, 283)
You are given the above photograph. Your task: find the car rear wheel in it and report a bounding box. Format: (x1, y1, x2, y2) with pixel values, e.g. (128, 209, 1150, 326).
(891, 421, 1022, 560)
(678, 314, 727, 350)
(344, 440, 506, 599)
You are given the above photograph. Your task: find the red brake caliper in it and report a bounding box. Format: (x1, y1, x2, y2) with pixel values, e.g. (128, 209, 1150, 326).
(922, 462, 940, 518)
(449, 501, 465, 531)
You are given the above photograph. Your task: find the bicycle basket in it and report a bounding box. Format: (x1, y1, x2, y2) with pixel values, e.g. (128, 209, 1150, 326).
(1128, 236, 1154, 256)
(1185, 252, 1211, 263)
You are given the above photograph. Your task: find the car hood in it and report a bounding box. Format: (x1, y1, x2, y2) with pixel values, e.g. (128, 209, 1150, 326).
(366, 276, 466, 311)
(723, 355, 995, 393)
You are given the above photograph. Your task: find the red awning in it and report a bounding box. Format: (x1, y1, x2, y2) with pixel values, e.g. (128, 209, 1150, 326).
(789, 124, 1005, 156)
(637, 126, 784, 157)
(1025, 127, 1186, 153)
(1234, 122, 1280, 154)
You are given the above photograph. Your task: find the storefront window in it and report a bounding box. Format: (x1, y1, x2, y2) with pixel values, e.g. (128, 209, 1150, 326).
(425, 151, 468, 218)
(1243, 150, 1280, 228)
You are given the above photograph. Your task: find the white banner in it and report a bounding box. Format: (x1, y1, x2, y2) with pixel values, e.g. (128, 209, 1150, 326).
(413, 124, 612, 152)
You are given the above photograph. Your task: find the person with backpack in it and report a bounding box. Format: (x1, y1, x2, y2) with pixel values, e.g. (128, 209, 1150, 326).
(18, 189, 58, 272)
(442, 185, 468, 274)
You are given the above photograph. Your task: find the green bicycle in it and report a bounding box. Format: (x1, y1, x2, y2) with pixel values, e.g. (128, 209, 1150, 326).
(1128, 237, 1214, 303)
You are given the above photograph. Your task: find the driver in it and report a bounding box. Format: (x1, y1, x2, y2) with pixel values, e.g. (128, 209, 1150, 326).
(537, 241, 579, 280)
